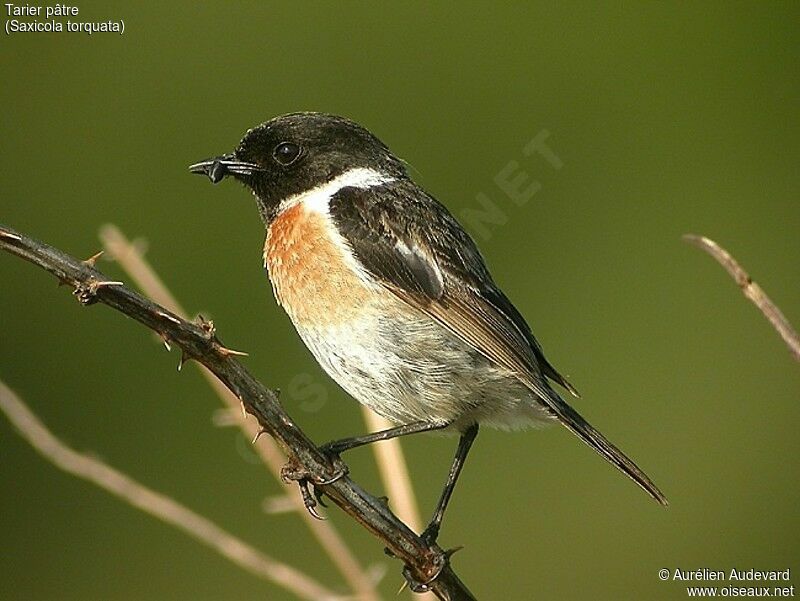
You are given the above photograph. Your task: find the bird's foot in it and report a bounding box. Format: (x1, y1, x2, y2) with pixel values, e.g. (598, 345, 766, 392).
(280, 446, 349, 486)
(401, 549, 448, 594)
(280, 447, 349, 519)
(316, 441, 351, 483)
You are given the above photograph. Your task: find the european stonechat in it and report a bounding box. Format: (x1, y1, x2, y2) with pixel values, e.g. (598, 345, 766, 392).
(190, 112, 667, 544)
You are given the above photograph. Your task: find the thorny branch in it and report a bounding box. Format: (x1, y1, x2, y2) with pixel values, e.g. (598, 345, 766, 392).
(99, 224, 381, 601)
(683, 234, 800, 364)
(0, 224, 477, 601)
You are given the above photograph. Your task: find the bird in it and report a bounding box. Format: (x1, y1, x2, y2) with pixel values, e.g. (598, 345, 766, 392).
(189, 112, 667, 544)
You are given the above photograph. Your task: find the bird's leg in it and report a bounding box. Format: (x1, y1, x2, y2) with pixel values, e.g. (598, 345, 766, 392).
(310, 420, 449, 513)
(284, 421, 450, 519)
(320, 420, 449, 457)
(420, 423, 479, 545)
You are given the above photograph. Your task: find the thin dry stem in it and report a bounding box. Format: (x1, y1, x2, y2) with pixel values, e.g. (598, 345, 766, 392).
(683, 234, 800, 363)
(0, 380, 336, 601)
(360, 411, 436, 600)
(361, 409, 423, 533)
(99, 224, 379, 600)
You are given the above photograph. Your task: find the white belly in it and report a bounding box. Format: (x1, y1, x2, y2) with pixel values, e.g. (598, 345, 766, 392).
(292, 293, 554, 431)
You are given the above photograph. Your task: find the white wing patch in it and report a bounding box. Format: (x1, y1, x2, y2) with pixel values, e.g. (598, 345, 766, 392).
(394, 238, 445, 298)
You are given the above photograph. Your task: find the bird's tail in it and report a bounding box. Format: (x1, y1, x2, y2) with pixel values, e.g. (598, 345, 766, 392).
(542, 388, 668, 506)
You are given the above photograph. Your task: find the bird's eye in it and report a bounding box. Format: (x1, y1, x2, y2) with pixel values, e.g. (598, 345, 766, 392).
(273, 142, 302, 165)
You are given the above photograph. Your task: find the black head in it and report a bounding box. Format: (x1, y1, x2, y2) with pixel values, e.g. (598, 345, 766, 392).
(189, 112, 408, 222)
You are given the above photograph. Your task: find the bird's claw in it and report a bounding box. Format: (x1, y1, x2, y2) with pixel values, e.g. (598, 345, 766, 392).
(401, 549, 448, 594)
(280, 450, 349, 519)
(316, 443, 350, 484)
(313, 483, 328, 508)
(279, 461, 326, 520)
(297, 479, 326, 520)
(397, 526, 461, 592)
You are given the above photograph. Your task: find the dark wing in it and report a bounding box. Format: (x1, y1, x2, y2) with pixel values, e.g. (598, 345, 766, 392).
(329, 182, 667, 506)
(330, 182, 575, 394)
(483, 285, 581, 397)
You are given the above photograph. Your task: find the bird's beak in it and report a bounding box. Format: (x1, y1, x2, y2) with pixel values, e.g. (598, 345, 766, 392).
(188, 154, 262, 184)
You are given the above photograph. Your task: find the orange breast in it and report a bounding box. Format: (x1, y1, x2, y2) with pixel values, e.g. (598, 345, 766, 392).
(264, 203, 373, 327)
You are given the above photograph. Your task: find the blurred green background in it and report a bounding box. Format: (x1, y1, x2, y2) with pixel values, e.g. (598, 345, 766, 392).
(2, 2, 798, 600)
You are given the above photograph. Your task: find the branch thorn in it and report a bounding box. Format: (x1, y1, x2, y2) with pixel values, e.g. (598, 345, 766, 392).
(216, 344, 249, 358)
(73, 279, 123, 305)
(177, 350, 191, 371)
(0, 230, 22, 241)
(82, 250, 104, 268)
(252, 428, 267, 444)
(195, 314, 215, 338)
(159, 333, 172, 352)
(93, 280, 124, 290)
